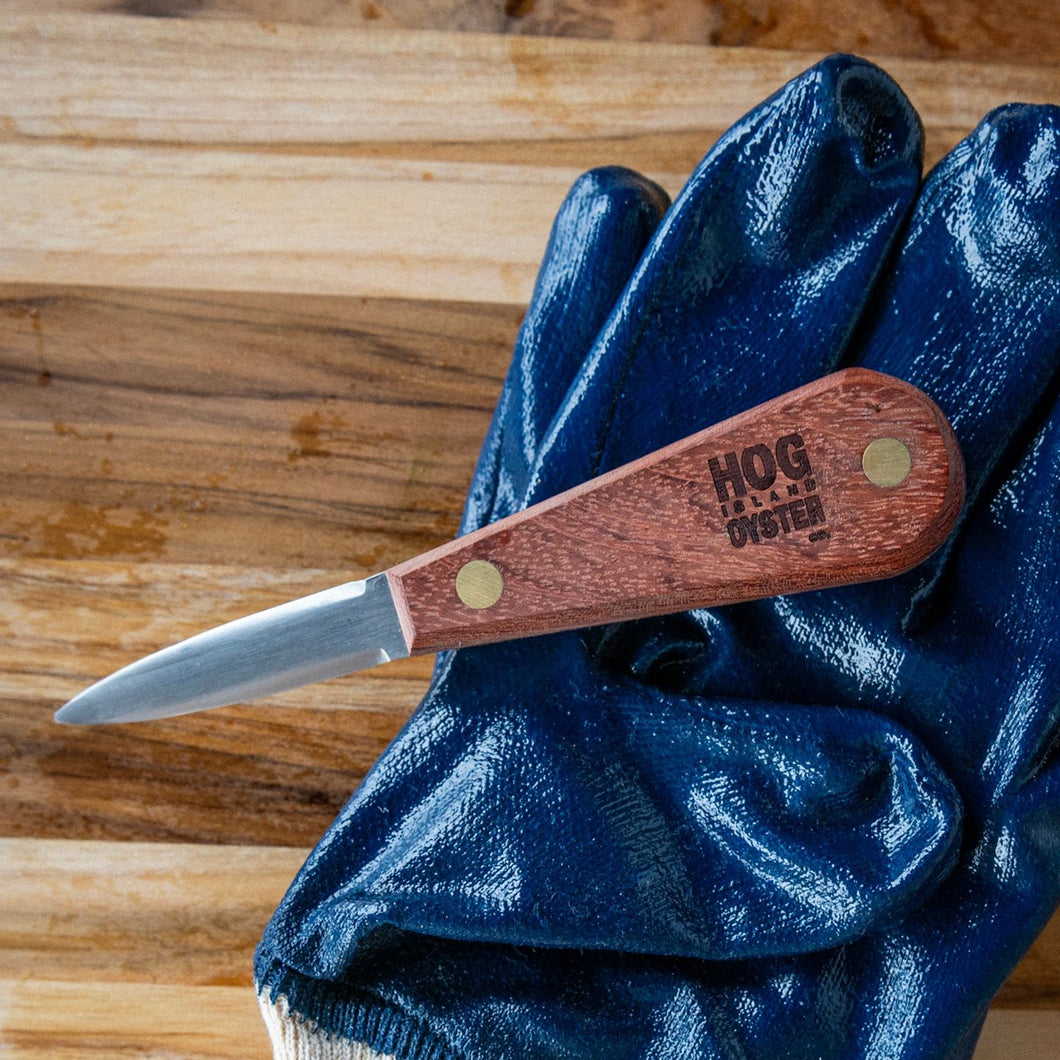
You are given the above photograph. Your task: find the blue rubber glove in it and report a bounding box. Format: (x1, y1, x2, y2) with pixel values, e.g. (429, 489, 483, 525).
(256, 55, 1060, 1060)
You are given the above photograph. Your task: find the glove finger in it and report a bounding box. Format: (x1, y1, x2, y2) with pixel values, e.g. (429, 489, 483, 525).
(847, 105, 1060, 615)
(460, 167, 669, 534)
(924, 382, 1060, 809)
(526, 54, 923, 502)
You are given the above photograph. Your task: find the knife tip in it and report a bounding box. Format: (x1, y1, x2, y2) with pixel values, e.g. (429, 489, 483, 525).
(54, 699, 88, 725)
(54, 687, 110, 725)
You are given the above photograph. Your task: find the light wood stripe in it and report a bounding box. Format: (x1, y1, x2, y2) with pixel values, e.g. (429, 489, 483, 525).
(1, 980, 270, 1059)
(1, 18, 1059, 301)
(3, 16, 1058, 144)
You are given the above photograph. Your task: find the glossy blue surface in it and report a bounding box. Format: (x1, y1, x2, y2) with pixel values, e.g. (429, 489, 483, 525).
(256, 55, 1060, 1059)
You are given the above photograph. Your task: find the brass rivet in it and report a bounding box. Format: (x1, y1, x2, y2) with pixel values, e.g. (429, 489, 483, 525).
(862, 437, 912, 488)
(455, 559, 504, 609)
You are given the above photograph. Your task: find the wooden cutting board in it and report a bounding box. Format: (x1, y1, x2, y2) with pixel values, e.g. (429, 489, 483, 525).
(2, 9, 1059, 1058)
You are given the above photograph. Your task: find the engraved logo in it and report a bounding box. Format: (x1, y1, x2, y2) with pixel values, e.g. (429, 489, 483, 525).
(708, 433, 830, 548)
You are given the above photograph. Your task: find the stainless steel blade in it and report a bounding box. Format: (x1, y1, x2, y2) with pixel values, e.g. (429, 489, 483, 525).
(54, 573, 408, 724)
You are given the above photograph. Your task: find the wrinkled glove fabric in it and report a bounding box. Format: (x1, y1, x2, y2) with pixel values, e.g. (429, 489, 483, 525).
(255, 55, 1060, 1060)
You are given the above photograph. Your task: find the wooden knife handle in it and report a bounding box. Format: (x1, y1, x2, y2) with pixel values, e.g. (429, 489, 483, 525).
(386, 368, 964, 654)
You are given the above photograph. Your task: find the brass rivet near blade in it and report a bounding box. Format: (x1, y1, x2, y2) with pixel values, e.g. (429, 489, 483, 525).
(455, 560, 504, 609)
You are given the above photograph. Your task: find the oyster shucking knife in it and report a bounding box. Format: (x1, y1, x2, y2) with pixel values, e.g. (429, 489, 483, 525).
(55, 369, 964, 725)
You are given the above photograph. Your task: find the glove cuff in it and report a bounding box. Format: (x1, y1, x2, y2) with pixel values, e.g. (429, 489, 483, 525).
(258, 994, 372, 1060)
(258, 993, 407, 1060)
(256, 983, 451, 1060)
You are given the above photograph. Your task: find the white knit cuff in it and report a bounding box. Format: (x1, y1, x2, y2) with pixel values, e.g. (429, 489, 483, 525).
(258, 993, 396, 1060)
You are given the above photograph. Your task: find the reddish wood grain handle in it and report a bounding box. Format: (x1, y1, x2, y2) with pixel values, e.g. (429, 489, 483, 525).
(387, 368, 964, 654)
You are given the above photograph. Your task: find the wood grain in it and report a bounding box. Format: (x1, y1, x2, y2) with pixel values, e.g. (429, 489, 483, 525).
(0, 284, 518, 844)
(22, 0, 1060, 68)
(0, 841, 281, 1057)
(9, 14, 1055, 146)
(390, 370, 962, 652)
(3, 18, 1060, 303)
(2, 981, 270, 1060)
(0, 286, 515, 570)
(0, 143, 571, 305)
(0, 838, 294, 1057)
(0, 837, 303, 985)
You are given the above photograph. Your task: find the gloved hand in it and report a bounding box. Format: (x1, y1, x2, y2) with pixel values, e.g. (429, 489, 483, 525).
(255, 55, 1060, 1060)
